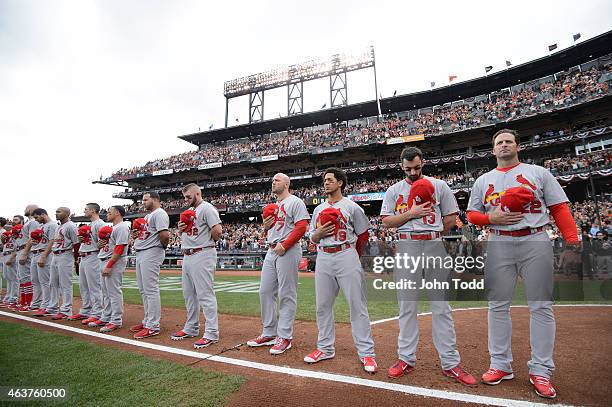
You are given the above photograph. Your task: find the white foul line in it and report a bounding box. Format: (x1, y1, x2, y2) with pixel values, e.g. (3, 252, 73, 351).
(369, 303, 612, 325)
(0, 311, 576, 407)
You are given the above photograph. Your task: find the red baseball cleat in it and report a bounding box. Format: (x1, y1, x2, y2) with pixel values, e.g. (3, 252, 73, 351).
(170, 330, 196, 341)
(193, 337, 217, 349)
(88, 319, 107, 327)
(303, 349, 335, 364)
(529, 375, 557, 399)
(129, 323, 144, 333)
(482, 368, 514, 385)
(100, 323, 121, 333)
(67, 313, 88, 321)
(387, 359, 415, 378)
(134, 328, 160, 339)
(32, 308, 47, 317)
(443, 365, 478, 387)
(51, 313, 68, 320)
(246, 335, 276, 347)
(82, 317, 98, 325)
(269, 338, 291, 355)
(360, 356, 378, 374)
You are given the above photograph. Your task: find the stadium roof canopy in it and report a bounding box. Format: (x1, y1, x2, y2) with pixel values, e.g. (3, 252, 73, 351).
(180, 30, 612, 147)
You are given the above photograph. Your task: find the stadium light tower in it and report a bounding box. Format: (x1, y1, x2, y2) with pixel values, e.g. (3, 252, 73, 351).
(223, 46, 379, 125)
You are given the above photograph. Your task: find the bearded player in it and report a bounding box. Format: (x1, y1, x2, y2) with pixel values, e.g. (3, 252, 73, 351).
(467, 129, 580, 399)
(171, 183, 222, 349)
(131, 191, 170, 339)
(380, 146, 477, 386)
(70, 203, 106, 324)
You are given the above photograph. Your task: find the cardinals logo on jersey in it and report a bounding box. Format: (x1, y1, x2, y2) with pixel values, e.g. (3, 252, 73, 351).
(484, 184, 504, 205)
(515, 174, 537, 191)
(274, 205, 288, 231)
(394, 194, 409, 214)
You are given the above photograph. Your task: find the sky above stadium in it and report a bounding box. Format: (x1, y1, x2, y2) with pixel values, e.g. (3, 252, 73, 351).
(0, 0, 611, 219)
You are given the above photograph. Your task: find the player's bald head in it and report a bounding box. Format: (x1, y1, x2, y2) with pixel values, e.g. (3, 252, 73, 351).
(24, 204, 38, 217)
(272, 173, 290, 195)
(55, 207, 71, 222)
(181, 183, 201, 195)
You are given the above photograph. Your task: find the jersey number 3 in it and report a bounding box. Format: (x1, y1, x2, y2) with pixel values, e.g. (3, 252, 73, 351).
(423, 213, 436, 225)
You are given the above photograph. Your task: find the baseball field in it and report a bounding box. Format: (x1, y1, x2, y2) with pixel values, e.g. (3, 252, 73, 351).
(1, 269, 611, 406)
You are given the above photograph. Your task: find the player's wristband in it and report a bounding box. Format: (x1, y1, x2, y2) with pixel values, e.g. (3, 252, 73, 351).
(467, 211, 491, 226)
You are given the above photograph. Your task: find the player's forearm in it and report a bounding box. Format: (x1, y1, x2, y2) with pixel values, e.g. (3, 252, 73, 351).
(549, 203, 579, 243)
(355, 231, 369, 256)
(442, 215, 456, 232)
(159, 231, 170, 248)
(21, 240, 33, 256)
(381, 212, 412, 228)
(42, 241, 53, 257)
(467, 210, 491, 226)
(211, 224, 222, 241)
(280, 220, 308, 250)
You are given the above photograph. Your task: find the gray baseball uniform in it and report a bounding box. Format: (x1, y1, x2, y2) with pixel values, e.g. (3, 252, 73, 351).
(0, 230, 3, 301)
(381, 176, 462, 370)
(259, 194, 310, 340)
(134, 207, 169, 331)
(467, 163, 569, 378)
(98, 222, 130, 326)
(31, 221, 58, 311)
(309, 197, 376, 358)
(78, 219, 105, 318)
(180, 201, 221, 340)
(16, 219, 39, 307)
(47, 220, 78, 315)
(2, 234, 18, 304)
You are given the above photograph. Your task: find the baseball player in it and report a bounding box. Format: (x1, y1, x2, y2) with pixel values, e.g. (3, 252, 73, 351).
(30, 209, 59, 317)
(92, 205, 130, 333)
(171, 183, 222, 349)
(1, 222, 19, 306)
(73, 203, 108, 325)
(380, 146, 477, 386)
(304, 167, 378, 373)
(0, 218, 5, 303)
(131, 192, 170, 339)
(246, 173, 310, 354)
(10, 206, 40, 312)
(44, 208, 79, 319)
(467, 129, 580, 399)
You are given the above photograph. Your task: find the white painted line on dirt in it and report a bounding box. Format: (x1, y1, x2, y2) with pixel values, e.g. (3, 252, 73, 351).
(0, 310, 576, 407)
(369, 303, 612, 325)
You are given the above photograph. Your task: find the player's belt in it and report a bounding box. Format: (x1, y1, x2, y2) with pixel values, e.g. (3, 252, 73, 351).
(398, 232, 441, 241)
(79, 251, 99, 257)
(492, 226, 545, 237)
(182, 245, 215, 256)
(52, 248, 72, 255)
(135, 246, 162, 253)
(16, 245, 25, 251)
(31, 249, 45, 254)
(320, 243, 352, 254)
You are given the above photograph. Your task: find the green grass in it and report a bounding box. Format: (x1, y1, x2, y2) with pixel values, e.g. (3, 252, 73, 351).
(0, 321, 243, 407)
(71, 273, 612, 324)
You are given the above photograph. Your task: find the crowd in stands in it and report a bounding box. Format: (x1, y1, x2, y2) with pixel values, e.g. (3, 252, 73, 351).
(106, 62, 612, 181)
(152, 198, 612, 263)
(122, 168, 495, 214)
(544, 149, 612, 175)
(122, 150, 612, 216)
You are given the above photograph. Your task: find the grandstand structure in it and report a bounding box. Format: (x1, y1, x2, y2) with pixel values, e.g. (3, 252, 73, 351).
(94, 31, 612, 233)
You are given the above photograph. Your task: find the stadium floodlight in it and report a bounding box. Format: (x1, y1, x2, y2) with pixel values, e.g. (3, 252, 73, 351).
(223, 47, 375, 98)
